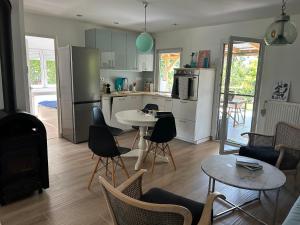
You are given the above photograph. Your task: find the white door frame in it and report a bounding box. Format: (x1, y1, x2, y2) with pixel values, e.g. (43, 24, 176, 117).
(25, 33, 62, 138)
(218, 36, 265, 154)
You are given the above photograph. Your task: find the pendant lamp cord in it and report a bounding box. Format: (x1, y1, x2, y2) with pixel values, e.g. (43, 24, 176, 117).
(282, 0, 287, 15)
(144, 1, 148, 32)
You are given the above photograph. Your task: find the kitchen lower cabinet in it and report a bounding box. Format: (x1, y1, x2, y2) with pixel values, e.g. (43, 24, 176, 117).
(175, 119, 195, 143)
(127, 95, 142, 110)
(142, 96, 166, 111)
(101, 96, 111, 126)
(110, 97, 132, 130)
(164, 98, 173, 112)
(172, 99, 197, 121)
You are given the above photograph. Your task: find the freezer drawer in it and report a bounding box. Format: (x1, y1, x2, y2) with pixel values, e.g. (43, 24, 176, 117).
(73, 101, 100, 143)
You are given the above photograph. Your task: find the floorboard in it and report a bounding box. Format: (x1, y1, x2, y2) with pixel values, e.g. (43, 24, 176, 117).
(0, 131, 298, 225)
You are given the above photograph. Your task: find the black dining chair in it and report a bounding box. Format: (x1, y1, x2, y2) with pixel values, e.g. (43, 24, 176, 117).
(131, 104, 159, 150)
(88, 125, 130, 189)
(91, 106, 124, 158)
(143, 113, 177, 173)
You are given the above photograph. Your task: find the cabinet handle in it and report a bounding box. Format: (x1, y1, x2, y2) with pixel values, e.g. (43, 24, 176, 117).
(166, 99, 172, 102)
(179, 120, 187, 123)
(180, 100, 188, 104)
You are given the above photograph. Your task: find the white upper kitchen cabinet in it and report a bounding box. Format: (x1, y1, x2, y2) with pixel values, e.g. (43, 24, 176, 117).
(138, 53, 154, 72)
(111, 30, 126, 70)
(126, 32, 138, 70)
(85, 28, 143, 71)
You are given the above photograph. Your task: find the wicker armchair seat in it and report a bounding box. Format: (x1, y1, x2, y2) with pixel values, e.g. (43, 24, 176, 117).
(239, 146, 279, 166)
(140, 188, 206, 225)
(239, 146, 300, 171)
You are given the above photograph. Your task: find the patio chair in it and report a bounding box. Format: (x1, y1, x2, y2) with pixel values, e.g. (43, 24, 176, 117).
(99, 169, 225, 225)
(239, 122, 300, 185)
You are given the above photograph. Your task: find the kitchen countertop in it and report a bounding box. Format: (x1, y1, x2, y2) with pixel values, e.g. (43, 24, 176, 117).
(101, 91, 172, 98)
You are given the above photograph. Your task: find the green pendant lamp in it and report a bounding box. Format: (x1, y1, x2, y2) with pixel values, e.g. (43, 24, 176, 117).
(264, 0, 298, 45)
(136, 1, 153, 53)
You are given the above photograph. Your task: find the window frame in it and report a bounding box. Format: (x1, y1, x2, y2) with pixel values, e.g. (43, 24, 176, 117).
(28, 49, 56, 88)
(156, 48, 182, 93)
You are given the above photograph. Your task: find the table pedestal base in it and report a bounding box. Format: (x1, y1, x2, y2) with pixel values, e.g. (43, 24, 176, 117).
(208, 177, 280, 225)
(123, 149, 169, 170)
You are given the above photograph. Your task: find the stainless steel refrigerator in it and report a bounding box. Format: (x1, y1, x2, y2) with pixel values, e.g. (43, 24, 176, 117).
(58, 46, 100, 143)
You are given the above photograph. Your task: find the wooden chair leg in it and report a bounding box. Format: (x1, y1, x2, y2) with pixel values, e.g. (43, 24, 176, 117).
(91, 153, 95, 159)
(115, 138, 120, 147)
(151, 144, 158, 174)
(143, 142, 153, 163)
(88, 157, 101, 189)
(119, 156, 130, 178)
(105, 157, 109, 176)
(166, 143, 176, 171)
(111, 158, 116, 187)
(131, 131, 139, 150)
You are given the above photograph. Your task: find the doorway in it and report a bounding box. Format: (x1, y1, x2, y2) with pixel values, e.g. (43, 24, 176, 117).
(25, 35, 59, 139)
(218, 36, 265, 154)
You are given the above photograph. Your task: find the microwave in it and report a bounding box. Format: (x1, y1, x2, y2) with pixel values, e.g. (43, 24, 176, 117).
(172, 69, 199, 100)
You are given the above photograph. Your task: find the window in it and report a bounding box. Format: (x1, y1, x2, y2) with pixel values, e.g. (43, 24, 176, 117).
(28, 49, 56, 88)
(158, 49, 181, 93)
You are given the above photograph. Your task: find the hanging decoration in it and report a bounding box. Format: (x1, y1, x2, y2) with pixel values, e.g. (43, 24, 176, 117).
(136, 1, 154, 52)
(264, 0, 297, 45)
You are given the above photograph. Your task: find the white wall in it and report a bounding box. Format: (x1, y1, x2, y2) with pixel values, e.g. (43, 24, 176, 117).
(154, 15, 300, 134)
(24, 13, 103, 47)
(10, 0, 29, 111)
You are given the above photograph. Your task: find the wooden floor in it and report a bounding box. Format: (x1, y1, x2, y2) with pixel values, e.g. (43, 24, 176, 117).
(0, 131, 298, 225)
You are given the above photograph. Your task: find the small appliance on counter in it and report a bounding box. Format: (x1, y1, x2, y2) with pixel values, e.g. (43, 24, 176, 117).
(115, 77, 128, 91)
(171, 68, 199, 100)
(144, 81, 154, 92)
(105, 83, 111, 94)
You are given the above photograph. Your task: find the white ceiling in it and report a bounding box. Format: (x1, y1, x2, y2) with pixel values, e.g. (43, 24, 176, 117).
(23, 0, 300, 33)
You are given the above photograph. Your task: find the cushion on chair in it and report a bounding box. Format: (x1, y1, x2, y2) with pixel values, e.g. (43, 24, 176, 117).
(140, 188, 206, 225)
(108, 126, 124, 136)
(239, 146, 279, 166)
(117, 147, 131, 155)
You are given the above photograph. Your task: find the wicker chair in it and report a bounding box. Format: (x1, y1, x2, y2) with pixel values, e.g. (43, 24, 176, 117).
(240, 122, 300, 180)
(99, 170, 225, 225)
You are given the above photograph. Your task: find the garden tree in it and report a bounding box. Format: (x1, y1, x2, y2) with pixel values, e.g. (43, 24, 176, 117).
(29, 59, 56, 86)
(46, 60, 56, 85)
(29, 59, 42, 85)
(222, 55, 258, 96)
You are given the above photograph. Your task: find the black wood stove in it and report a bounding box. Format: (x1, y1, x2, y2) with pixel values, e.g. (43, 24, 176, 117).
(0, 0, 49, 205)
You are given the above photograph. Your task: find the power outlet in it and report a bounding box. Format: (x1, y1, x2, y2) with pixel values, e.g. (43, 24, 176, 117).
(100, 77, 105, 82)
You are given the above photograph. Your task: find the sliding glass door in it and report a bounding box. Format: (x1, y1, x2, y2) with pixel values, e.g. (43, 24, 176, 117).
(219, 36, 265, 154)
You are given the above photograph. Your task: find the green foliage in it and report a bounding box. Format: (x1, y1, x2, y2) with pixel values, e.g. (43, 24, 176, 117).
(222, 56, 258, 96)
(29, 60, 42, 85)
(46, 60, 56, 85)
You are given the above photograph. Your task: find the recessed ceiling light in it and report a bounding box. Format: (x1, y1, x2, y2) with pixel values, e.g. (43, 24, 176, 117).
(113, 21, 119, 25)
(76, 14, 83, 17)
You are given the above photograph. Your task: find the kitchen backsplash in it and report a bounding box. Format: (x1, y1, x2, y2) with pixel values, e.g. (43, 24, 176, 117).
(100, 70, 154, 92)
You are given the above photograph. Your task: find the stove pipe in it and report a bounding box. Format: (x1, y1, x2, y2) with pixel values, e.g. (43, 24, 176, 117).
(0, 0, 17, 112)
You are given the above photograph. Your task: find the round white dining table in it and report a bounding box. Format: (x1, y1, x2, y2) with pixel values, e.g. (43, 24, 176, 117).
(115, 110, 158, 170)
